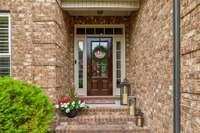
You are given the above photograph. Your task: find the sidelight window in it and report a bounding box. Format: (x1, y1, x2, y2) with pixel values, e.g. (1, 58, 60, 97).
(78, 41, 84, 88)
(116, 41, 121, 88)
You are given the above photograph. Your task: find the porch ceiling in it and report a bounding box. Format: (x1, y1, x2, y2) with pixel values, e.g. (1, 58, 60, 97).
(61, 0, 140, 16)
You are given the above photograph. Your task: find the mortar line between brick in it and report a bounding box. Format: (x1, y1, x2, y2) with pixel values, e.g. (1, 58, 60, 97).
(13, 64, 68, 67)
(56, 0, 62, 9)
(181, 104, 200, 112)
(181, 91, 200, 95)
(181, 47, 200, 56)
(181, 110, 194, 116)
(182, 97, 200, 102)
(181, 3, 200, 19)
(33, 42, 63, 50)
(33, 20, 67, 38)
(31, 65, 63, 67)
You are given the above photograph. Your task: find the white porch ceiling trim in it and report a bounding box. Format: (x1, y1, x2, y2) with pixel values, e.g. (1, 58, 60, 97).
(62, 0, 139, 16)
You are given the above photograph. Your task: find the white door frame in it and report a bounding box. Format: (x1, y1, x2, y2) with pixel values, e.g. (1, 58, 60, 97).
(74, 24, 126, 96)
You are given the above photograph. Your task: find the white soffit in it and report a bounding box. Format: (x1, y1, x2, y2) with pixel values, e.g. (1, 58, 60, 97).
(62, 0, 140, 16)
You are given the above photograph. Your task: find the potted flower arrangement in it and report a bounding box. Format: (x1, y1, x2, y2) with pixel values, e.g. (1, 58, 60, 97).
(55, 88, 89, 118)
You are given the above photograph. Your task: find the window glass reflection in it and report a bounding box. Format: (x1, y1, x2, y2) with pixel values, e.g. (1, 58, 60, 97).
(116, 41, 121, 88)
(78, 41, 84, 88)
(91, 41, 109, 78)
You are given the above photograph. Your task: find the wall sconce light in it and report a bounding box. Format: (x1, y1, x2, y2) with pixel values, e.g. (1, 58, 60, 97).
(135, 109, 144, 127)
(120, 78, 130, 105)
(128, 96, 136, 115)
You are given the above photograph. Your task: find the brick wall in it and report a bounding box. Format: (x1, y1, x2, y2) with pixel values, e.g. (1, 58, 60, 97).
(181, 0, 200, 132)
(0, 0, 73, 101)
(0, 0, 199, 131)
(129, 0, 199, 132)
(0, 0, 131, 100)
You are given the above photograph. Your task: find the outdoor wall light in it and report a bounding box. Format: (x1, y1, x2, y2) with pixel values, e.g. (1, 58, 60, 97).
(128, 96, 136, 115)
(120, 78, 130, 105)
(135, 109, 144, 127)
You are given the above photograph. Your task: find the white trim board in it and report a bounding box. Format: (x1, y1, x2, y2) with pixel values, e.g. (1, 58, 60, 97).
(74, 24, 126, 96)
(61, 0, 140, 16)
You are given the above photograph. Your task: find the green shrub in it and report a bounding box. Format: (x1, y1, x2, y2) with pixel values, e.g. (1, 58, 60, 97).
(0, 77, 54, 133)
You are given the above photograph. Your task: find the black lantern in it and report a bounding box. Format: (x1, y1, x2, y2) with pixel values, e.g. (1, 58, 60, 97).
(128, 96, 136, 115)
(135, 109, 144, 127)
(120, 78, 130, 105)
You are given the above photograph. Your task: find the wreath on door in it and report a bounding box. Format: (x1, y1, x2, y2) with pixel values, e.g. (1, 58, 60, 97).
(92, 45, 108, 62)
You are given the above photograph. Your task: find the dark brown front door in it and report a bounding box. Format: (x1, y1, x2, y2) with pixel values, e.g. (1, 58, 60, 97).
(87, 37, 113, 96)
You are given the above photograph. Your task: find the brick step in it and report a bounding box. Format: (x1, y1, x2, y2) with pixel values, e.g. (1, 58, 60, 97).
(59, 115, 135, 124)
(55, 123, 150, 133)
(58, 107, 129, 119)
(79, 106, 129, 115)
(55, 106, 148, 132)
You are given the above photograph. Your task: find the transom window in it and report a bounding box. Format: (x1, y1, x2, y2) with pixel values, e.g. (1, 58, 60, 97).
(0, 13, 10, 76)
(76, 27, 123, 35)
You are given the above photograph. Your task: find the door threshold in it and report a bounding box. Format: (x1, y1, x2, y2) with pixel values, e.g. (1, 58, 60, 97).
(81, 96, 120, 99)
(88, 103, 125, 108)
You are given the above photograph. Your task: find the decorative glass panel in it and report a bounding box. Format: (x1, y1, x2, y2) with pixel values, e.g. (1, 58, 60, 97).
(114, 28, 123, 35)
(77, 28, 85, 34)
(78, 41, 84, 88)
(116, 41, 121, 88)
(96, 28, 104, 34)
(86, 28, 95, 34)
(76, 27, 123, 35)
(105, 28, 113, 34)
(91, 41, 108, 78)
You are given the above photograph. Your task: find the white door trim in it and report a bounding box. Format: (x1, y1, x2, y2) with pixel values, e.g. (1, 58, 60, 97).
(74, 24, 126, 96)
(74, 36, 87, 96)
(113, 36, 126, 96)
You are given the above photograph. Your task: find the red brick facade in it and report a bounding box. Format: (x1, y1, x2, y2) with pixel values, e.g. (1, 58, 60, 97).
(129, 0, 200, 132)
(0, 0, 199, 132)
